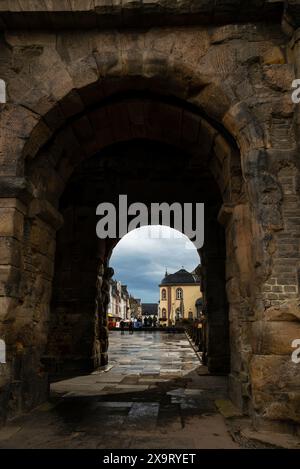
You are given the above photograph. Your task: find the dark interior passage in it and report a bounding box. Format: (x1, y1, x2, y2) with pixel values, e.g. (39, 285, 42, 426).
(45, 138, 231, 381)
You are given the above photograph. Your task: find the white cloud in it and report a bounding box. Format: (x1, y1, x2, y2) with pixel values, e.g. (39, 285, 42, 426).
(110, 226, 200, 302)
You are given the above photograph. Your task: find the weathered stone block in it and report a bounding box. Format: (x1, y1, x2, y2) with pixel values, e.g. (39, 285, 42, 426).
(0, 266, 20, 298)
(262, 64, 294, 91)
(0, 297, 19, 323)
(0, 208, 23, 241)
(264, 300, 300, 322)
(250, 349, 300, 394)
(28, 220, 55, 256)
(262, 46, 286, 65)
(251, 321, 300, 355)
(250, 355, 300, 416)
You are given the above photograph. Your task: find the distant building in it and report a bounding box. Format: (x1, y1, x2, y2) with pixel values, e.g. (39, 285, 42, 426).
(130, 296, 142, 319)
(141, 303, 158, 317)
(108, 279, 141, 322)
(159, 268, 202, 325)
(108, 280, 131, 320)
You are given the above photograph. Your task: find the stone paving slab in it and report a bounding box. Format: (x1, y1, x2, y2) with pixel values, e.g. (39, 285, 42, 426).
(0, 331, 239, 449)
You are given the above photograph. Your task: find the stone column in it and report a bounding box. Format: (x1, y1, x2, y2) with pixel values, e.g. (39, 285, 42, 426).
(0, 198, 24, 422)
(0, 180, 63, 419)
(201, 205, 230, 374)
(96, 262, 114, 367)
(46, 204, 99, 377)
(244, 31, 300, 431)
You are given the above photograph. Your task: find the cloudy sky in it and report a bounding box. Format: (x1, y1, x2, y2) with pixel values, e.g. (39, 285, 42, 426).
(110, 226, 200, 303)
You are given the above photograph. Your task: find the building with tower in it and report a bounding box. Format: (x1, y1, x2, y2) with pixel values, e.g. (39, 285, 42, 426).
(159, 268, 202, 326)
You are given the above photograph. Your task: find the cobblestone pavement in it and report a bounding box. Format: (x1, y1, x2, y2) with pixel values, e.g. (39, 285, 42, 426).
(0, 332, 239, 449)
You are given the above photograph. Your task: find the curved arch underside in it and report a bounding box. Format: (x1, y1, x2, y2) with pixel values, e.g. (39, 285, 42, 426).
(26, 93, 243, 209)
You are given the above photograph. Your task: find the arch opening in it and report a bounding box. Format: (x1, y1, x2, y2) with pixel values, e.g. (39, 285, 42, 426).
(109, 225, 201, 327)
(4, 82, 246, 419)
(44, 135, 232, 381)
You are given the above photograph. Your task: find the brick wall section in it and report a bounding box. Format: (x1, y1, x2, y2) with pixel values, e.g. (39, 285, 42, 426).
(262, 167, 300, 307)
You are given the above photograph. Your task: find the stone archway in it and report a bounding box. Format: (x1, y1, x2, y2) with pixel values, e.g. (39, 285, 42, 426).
(45, 135, 232, 379)
(0, 21, 299, 434)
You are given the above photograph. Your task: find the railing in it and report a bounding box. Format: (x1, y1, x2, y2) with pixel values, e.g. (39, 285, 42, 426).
(185, 322, 204, 353)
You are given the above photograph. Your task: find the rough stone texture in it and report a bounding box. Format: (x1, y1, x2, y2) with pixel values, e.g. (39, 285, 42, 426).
(0, 2, 299, 438)
(0, 1, 285, 30)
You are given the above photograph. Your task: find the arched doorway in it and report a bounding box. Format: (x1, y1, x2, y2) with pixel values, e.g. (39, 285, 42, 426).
(0, 79, 250, 421)
(45, 133, 232, 377)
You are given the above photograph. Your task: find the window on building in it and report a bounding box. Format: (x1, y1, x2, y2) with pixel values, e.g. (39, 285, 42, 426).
(176, 288, 183, 300)
(188, 311, 193, 321)
(161, 289, 166, 300)
(162, 308, 167, 319)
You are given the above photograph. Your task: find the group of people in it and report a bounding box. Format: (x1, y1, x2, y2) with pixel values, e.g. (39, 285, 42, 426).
(119, 320, 134, 335)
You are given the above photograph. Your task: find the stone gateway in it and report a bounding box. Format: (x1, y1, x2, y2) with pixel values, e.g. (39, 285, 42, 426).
(0, 0, 300, 437)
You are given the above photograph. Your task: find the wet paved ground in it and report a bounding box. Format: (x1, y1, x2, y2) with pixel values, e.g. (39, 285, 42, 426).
(0, 331, 239, 449)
